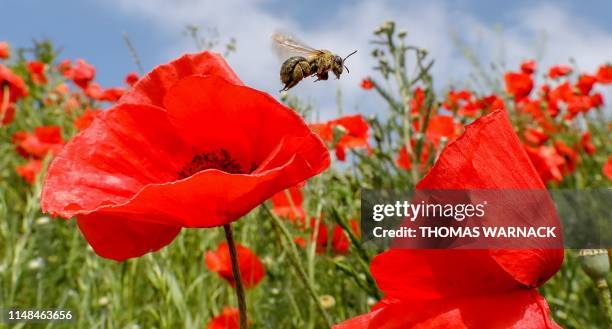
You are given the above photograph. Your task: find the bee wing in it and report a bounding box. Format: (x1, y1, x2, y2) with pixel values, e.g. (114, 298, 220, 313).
(272, 33, 324, 57)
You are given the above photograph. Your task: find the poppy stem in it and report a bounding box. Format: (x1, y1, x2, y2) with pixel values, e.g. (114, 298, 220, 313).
(223, 223, 248, 329)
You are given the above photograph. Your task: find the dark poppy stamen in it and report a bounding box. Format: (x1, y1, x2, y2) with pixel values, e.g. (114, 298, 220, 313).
(178, 149, 243, 178)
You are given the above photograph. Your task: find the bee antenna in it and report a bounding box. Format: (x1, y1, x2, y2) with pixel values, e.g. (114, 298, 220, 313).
(344, 65, 350, 74)
(342, 50, 357, 63)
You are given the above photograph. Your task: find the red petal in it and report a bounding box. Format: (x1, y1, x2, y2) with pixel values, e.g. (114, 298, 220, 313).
(414, 110, 563, 288)
(77, 212, 181, 261)
(119, 51, 243, 107)
(41, 103, 194, 218)
(347, 290, 560, 329)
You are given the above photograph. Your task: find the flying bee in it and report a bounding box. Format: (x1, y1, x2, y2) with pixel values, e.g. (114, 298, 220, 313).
(273, 33, 357, 91)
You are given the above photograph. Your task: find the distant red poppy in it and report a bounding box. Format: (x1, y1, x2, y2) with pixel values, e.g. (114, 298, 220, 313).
(63, 59, 95, 89)
(604, 156, 612, 180)
(554, 140, 578, 173)
(580, 131, 596, 155)
(1, 103, 14, 125)
(475, 94, 505, 113)
(525, 145, 565, 183)
(100, 87, 125, 102)
(523, 128, 548, 146)
(311, 114, 369, 161)
(125, 72, 139, 86)
(41, 51, 330, 261)
(335, 110, 563, 329)
(360, 78, 373, 90)
(576, 74, 597, 95)
(309, 217, 329, 253)
(590, 92, 604, 108)
(396, 142, 430, 172)
(504, 72, 533, 101)
(520, 59, 536, 74)
(0, 64, 28, 103)
(0, 41, 9, 59)
(16, 160, 42, 184)
(548, 65, 572, 78)
(595, 64, 612, 84)
(331, 219, 359, 254)
(13, 125, 64, 159)
(206, 307, 239, 329)
(442, 90, 471, 110)
(27, 61, 47, 85)
(57, 59, 71, 75)
(205, 242, 265, 289)
(74, 108, 102, 131)
(271, 186, 306, 225)
(409, 87, 425, 114)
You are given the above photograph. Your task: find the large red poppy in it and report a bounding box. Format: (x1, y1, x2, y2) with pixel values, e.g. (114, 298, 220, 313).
(334, 110, 563, 328)
(41, 51, 330, 261)
(205, 242, 265, 289)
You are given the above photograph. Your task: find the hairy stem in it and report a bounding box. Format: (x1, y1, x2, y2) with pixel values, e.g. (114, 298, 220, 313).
(223, 224, 248, 329)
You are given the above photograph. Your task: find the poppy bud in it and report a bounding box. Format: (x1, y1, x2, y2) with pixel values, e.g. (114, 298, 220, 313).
(578, 249, 609, 282)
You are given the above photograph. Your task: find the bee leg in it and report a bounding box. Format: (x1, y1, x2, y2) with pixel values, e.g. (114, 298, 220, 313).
(314, 71, 329, 82)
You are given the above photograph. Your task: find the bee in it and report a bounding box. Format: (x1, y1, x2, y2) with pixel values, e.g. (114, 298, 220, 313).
(273, 33, 357, 91)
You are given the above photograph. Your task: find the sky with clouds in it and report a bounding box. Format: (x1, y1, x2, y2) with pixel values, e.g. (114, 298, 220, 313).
(3, 0, 612, 119)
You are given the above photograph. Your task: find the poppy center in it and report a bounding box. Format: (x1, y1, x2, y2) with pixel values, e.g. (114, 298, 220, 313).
(178, 149, 244, 178)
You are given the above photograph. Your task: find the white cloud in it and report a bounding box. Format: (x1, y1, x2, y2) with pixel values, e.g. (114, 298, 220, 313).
(100, 0, 612, 119)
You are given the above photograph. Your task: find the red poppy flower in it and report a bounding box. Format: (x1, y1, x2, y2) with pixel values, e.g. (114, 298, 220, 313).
(311, 114, 370, 161)
(423, 115, 458, 144)
(100, 87, 125, 102)
(335, 110, 563, 329)
(442, 90, 471, 110)
(580, 131, 596, 155)
(590, 92, 604, 108)
(0, 64, 28, 103)
(14, 125, 64, 159)
(0, 41, 9, 59)
(16, 160, 42, 184)
(84, 82, 103, 99)
(520, 59, 536, 74)
(576, 74, 597, 95)
(74, 108, 102, 131)
(525, 145, 565, 183)
(504, 72, 533, 101)
(523, 128, 548, 146)
(604, 156, 612, 180)
(595, 64, 612, 84)
(554, 140, 578, 173)
(409, 87, 425, 114)
(331, 219, 359, 254)
(205, 242, 265, 289)
(27, 61, 47, 85)
(57, 59, 71, 75)
(125, 72, 139, 86)
(309, 217, 329, 253)
(1, 103, 14, 125)
(206, 307, 240, 329)
(396, 142, 430, 172)
(41, 51, 330, 261)
(476, 94, 505, 113)
(548, 65, 572, 79)
(271, 186, 306, 225)
(360, 78, 373, 90)
(63, 59, 95, 89)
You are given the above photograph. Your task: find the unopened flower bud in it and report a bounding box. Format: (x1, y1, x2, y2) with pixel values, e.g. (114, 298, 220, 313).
(398, 30, 408, 39)
(578, 249, 609, 282)
(319, 295, 336, 309)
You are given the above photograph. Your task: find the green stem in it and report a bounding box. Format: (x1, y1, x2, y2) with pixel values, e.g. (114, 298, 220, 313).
(595, 278, 612, 325)
(223, 224, 248, 329)
(262, 204, 333, 328)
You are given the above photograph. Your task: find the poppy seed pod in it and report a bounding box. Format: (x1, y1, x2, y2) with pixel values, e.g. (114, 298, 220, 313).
(578, 249, 610, 282)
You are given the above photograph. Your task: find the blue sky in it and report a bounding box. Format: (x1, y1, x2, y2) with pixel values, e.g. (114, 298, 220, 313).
(3, 0, 612, 118)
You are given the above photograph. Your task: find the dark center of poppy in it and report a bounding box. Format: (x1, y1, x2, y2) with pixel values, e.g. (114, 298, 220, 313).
(177, 149, 244, 179)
